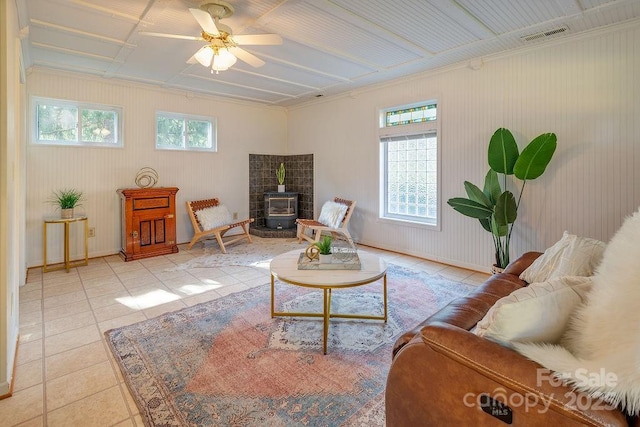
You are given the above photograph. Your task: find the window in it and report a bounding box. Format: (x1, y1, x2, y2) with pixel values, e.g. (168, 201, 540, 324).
(156, 112, 216, 151)
(385, 103, 436, 127)
(379, 101, 439, 227)
(33, 97, 123, 147)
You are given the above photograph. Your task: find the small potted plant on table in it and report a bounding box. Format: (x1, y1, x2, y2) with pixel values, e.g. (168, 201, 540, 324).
(315, 235, 333, 264)
(49, 188, 84, 219)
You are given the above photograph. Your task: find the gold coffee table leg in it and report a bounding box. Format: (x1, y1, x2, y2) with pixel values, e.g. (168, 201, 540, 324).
(270, 274, 275, 318)
(323, 288, 333, 355)
(383, 273, 388, 321)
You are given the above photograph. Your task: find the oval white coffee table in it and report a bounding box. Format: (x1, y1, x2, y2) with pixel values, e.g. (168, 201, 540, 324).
(270, 249, 387, 354)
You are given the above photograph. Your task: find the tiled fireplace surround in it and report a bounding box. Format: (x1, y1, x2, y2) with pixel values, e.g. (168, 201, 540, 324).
(249, 154, 314, 237)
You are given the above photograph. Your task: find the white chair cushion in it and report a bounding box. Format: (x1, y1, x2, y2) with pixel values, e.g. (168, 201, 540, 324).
(197, 205, 232, 230)
(474, 276, 592, 348)
(519, 231, 605, 283)
(317, 201, 348, 229)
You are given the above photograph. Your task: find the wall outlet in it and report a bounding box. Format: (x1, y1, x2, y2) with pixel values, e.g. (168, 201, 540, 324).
(233, 212, 238, 220)
(88, 227, 95, 237)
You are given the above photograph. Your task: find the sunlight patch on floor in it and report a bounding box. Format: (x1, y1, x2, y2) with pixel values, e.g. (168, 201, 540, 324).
(250, 260, 272, 269)
(178, 282, 223, 295)
(117, 289, 181, 309)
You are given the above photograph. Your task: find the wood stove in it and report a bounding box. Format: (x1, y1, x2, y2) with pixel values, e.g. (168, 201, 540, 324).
(264, 192, 298, 229)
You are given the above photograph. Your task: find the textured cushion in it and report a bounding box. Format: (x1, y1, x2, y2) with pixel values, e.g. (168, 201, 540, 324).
(474, 276, 592, 348)
(197, 205, 232, 230)
(519, 231, 605, 283)
(317, 201, 348, 228)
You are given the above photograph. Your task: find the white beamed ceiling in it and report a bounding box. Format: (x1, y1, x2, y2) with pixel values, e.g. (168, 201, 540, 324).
(16, 0, 640, 106)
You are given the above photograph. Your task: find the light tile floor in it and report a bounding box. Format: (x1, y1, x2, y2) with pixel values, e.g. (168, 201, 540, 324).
(2, 237, 489, 426)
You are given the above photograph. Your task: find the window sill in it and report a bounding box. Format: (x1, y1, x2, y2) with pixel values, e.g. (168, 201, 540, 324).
(377, 216, 441, 231)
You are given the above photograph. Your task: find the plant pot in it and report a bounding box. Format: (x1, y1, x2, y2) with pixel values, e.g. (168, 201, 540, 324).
(319, 254, 332, 264)
(277, 184, 285, 192)
(61, 208, 74, 219)
(491, 264, 505, 275)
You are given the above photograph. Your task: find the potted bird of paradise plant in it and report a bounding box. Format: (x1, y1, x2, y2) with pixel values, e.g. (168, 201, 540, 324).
(447, 128, 557, 271)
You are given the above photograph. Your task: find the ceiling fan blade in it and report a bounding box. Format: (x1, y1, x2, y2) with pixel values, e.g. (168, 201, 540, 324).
(232, 34, 283, 45)
(139, 31, 203, 41)
(229, 47, 265, 68)
(189, 8, 219, 36)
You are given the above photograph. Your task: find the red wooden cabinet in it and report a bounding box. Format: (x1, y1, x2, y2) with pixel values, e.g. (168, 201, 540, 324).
(117, 187, 179, 261)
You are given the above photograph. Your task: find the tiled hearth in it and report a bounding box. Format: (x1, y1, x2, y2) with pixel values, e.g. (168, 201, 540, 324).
(249, 154, 314, 238)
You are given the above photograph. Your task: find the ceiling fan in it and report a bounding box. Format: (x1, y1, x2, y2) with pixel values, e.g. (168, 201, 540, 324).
(140, 1, 282, 74)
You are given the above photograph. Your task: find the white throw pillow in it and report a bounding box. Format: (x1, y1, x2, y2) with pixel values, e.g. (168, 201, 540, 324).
(519, 231, 605, 283)
(196, 205, 232, 230)
(515, 206, 640, 415)
(474, 276, 592, 348)
(317, 201, 348, 228)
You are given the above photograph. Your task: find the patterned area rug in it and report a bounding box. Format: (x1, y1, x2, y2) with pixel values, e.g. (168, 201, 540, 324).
(170, 238, 303, 270)
(105, 263, 475, 426)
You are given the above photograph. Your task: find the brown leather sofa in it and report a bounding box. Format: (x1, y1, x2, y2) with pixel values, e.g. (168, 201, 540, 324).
(385, 252, 638, 426)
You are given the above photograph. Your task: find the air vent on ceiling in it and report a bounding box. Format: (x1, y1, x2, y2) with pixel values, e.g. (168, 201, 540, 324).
(520, 25, 569, 42)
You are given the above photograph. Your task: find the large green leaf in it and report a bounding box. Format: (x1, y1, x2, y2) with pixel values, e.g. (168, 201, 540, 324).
(490, 216, 508, 237)
(479, 218, 492, 233)
(447, 198, 492, 219)
(483, 169, 502, 204)
(514, 133, 557, 180)
(464, 181, 491, 207)
(488, 128, 519, 175)
(494, 191, 517, 226)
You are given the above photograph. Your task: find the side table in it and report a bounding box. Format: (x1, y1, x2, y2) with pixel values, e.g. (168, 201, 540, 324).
(43, 216, 89, 273)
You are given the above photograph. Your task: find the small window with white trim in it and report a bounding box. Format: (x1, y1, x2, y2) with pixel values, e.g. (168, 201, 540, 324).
(33, 97, 123, 147)
(379, 101, 440, 228)
(156, 112, 216, 152)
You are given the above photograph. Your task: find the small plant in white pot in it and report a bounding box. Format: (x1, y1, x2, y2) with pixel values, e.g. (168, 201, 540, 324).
(49, 188, 84, 219)
(315, 235, 333, 264)
(276, 162, 286, 192)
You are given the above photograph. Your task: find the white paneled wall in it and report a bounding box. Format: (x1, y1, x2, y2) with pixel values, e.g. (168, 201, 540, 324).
(24, 23, 640, 272)
(26, 70, 286, 267)
(287, 24, 640, 272)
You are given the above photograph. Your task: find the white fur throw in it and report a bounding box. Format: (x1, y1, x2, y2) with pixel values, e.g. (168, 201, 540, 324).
(317, 201, 348, 228)
(515, 206, 640, 415)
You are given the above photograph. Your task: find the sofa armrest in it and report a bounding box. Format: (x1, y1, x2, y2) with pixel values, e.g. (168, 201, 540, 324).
(392, 272, 526, 358)
(386, 322, 628, 426)
(503, 251, 543, 276)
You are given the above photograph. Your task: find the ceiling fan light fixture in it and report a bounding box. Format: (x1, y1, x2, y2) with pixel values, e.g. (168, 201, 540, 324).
(194, 46, 214, 67)
(211, 48, 236, 74)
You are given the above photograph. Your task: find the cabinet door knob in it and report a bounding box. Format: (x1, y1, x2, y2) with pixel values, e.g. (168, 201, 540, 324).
(166, 214, 174, 219)
(132, 231, 138, 238)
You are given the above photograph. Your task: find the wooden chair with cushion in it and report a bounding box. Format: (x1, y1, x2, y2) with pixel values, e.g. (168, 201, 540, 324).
(185, 198, 254, 253)
(296, 197, 356, 247)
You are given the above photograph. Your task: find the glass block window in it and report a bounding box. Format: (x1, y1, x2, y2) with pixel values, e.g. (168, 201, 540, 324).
(381, 133, 437, 223)
(156, 112, 216, 151)
(33, 97, 122, 147)
(379, 100, 439, 227)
